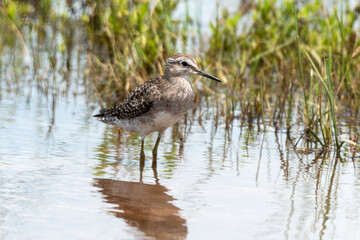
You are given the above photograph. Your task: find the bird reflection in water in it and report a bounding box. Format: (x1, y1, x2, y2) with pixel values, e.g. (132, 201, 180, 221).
(94, 172, 187, 239)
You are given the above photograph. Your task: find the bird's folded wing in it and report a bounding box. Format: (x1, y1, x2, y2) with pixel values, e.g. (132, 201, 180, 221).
(94, 77, 161, 119)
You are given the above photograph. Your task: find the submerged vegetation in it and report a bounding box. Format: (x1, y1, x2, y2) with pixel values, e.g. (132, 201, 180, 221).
(1, 0, 360, 155)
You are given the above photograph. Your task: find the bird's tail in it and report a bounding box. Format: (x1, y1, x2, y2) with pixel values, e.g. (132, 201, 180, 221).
(93, 113, 104, 117)
(93, 108, 107, 118)
(93, 109, 116, 124)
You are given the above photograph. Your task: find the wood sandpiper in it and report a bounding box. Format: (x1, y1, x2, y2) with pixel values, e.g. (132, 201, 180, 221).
(93, 53, 221, 162)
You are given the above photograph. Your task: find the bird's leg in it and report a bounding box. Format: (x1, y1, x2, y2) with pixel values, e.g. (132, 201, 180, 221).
(117, 127, 122, 142)
(152, 131, 163, 166)
(139, 158, 145, 183)
(153, 166, 159, 185)
(139, 137, 146, 182)
(152, 155, 157, 169)
(140, 137, 145, 161)
(152, 135, 161, 160)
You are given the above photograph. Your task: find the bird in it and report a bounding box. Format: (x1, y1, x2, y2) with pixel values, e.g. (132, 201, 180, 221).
(93, 53, 221, 162)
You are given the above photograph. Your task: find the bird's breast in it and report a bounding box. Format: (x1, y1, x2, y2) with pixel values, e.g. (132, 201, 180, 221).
(156, 78, 194, 114)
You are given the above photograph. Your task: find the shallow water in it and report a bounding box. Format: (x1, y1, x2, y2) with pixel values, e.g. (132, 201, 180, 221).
(1, 83, 360, 239)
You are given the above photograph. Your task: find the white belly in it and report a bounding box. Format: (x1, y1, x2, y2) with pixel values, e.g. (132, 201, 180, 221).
(153, 111, 182, 130)
(112, 111, 184, 137)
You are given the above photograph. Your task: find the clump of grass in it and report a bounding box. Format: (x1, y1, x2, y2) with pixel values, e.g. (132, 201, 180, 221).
(305, 49, 341, 151)
(205, 0, 360, 154)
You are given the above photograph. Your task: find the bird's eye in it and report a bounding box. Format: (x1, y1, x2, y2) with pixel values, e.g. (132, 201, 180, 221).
(180, 61, 189, 67)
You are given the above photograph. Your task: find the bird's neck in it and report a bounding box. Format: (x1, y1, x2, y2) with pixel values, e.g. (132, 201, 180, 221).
(165, 74, 191, 83)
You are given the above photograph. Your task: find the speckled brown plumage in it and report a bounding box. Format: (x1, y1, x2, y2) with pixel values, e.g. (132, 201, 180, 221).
(94, 76, 162, 121)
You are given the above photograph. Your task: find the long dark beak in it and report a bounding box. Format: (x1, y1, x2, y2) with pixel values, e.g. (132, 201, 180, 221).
(195, 69, 221, 82)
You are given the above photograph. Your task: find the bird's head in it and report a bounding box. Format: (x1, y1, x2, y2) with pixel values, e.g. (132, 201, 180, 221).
(165, 53, 221, 82)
